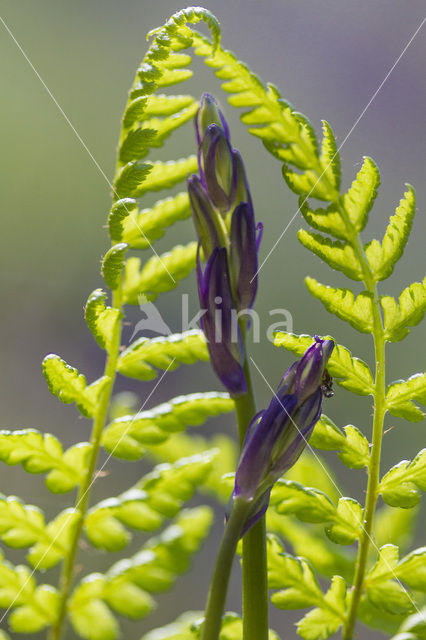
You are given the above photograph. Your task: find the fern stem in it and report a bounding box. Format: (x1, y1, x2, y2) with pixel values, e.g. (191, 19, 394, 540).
(48, 286, 123, 640)
(201, 499, 250, 640)
(234, 345, 269, 640)
(336, 205, 387, 640)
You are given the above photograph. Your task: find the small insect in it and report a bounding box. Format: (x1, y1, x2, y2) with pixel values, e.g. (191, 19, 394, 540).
(321, 368, 334, 398)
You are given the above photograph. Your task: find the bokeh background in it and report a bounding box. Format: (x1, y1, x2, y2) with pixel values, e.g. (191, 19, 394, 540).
(0, 1, 425, 638)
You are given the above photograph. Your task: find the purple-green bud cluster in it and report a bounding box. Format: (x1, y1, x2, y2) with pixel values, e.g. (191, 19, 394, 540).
(187, 94, 262, 396)
(229, 336, 335, 535)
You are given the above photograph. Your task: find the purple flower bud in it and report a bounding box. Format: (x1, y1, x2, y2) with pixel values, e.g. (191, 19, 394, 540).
(195, 93, 230, 147)
(187, 175, 223, 257)
(200, 125, 237, 213)
(230, 202, 259, 311)
(197, 247, 247, 397)
(229, 337, 334, 535)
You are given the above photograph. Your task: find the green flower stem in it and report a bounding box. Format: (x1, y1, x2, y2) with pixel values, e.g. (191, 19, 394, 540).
(234, 342, 269, 640)
(48, 286, 123, 640)
(336, 203, 387, 640)
(201, 499, 251, 640)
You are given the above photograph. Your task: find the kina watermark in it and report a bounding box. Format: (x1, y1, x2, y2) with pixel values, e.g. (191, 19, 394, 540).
(129, 294, 293, 344)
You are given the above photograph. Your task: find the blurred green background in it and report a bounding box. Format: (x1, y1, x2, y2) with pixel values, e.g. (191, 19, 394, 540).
(0, 1, 425, 638)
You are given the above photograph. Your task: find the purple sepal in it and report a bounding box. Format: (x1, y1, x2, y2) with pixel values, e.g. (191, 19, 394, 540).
(197, 246, 247, 397)
(187, 174, 221, 256)
(230, 202, 259, 311)
(200, 125, 237, 213)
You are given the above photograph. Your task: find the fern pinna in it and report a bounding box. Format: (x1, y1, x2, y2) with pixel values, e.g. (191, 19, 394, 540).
(0, 6, 425, 640)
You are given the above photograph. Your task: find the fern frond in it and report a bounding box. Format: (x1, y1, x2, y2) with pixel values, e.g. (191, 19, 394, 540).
(192, 35, 341, 196)
(0, 496, 79, 570)
(282, 166, 331, 201)
(270, 481, 363, 545)
(28, 509, 80, 570)
(0, 429, 89, 493)
(386, 373, 426, 422)
(381, 278, 426, 343)
(305, 277, 373, 333)
(298, 231, 362, 280)
(42, 355, 109, 418)
(310, 415, 370, 469)
(101, 243, 128, 290)
(123, 242, 197, 304)
(114, 163, 152, 199)
(365, 185, 416, 281)
(119, 102, 198, 164)
(102, 391, 233, 460)
(147, 432, 237, 503)
(319, 120, 341, 192)
(136, 156, 198, 197)
(85, 289, 121, 350)
(69, 507, 212, 640)
(268, 535, 346, 639)
(125, 94, 194, 123)
(380, 448, 426, 508)
(84, 452, 215, 551)
(0, 552, 59, 633)
(109, 192, 190, 249)
(117, 330, 208, 381)
(274, 332, 374, 395)
(342, 157, 380, 232)
(299, 199, 348, 241)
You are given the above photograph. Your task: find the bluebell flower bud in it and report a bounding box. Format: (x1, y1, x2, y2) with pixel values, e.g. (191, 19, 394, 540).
(200, 125, 237, 213)
(195, 93, 230, 147)
(229, 336, 334, 535)
(197, 247, 247, 397)
(187, 175, 223, 257)
(188, 93, 264, 395)
(229, 202, 261, 311)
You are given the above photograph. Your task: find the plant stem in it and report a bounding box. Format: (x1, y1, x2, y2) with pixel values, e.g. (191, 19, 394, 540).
(336, 205, 387, 640)
(48, 287, 123, 640)
(234, 344, 269, 640)
(201, 499, 251, 640)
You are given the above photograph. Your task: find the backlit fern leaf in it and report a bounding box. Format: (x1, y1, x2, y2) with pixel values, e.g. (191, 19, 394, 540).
(342, 157, 380, 232)
(42, 355, 109, 418)
(109, 193, 190, 249)
(117, 330, 209, 381)
(0, 496, 79, 570)
(298, 231, 362, 280)
(0, 429, 90, 493)
(381, 278, 426, 343)
(305, 277, 374, 334)
(85, 289, 121, 350)
(102, 391, 233, 460)
(147, 432, 237, 504)
(123, 242, 198, 303)
(0, 552, 59, 633)
(69, 508, 213, 640)
(84, 453, 215, 551)
(365, 186, 416, 281)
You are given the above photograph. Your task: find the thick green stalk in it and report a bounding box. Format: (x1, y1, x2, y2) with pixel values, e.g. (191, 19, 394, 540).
(335, 204, 387, 640)
(201, 499, 251, 640)
(234, 349, 269, 640)
(48, 286, 123, 640)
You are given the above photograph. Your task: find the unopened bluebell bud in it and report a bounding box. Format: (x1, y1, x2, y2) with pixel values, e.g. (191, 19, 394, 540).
(195, 93, 230, 147)
(188, 93, 263, 396)
(197, 247, 247, 397)
(229, 336, 334, 535)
